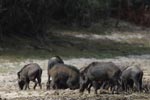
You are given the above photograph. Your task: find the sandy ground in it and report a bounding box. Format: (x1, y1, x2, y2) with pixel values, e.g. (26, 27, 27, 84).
(0, 55, 150, 100)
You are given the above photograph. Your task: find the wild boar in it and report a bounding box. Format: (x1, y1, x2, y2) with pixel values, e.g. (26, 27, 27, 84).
(17, 63, 42, 90)
(121, 66, 143, 92)
(47, 56, 64, 89)
(79, 62, 121, 94)
(47, 63, 79, 90)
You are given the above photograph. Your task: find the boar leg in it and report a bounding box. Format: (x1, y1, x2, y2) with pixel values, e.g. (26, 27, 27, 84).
(92, 81, 99, 94)
(33, 80, 38, 90)
(134, 79, 141, 92)
(87, 83, 92, 93)
(37, 77, 42, 89)
(24, 79, 30, 90)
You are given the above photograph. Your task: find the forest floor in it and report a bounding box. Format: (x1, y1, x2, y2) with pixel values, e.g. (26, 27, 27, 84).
(0, 55, 150, 100)
(0, 22, 150, 100)
(0, 25, 150, 100)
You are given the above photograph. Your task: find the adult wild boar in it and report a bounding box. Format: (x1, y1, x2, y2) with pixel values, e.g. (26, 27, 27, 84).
(47, 63, 79, 90)
(17, 63, 42, 90)
(47, 56, 64, 89)
(80, 62, 121, 94)
(48, 56, 64, 70)
(121, 66, 143, 92)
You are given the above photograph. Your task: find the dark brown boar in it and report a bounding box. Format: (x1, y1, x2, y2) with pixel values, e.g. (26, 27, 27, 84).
(47, 63, 79, 90)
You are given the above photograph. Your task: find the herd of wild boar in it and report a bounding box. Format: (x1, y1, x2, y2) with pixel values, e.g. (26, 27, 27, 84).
(17, 56, 150, 94)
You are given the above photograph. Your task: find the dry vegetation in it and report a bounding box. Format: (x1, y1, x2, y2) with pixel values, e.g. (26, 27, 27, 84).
(0, 55, 150, 100)
(0, 25, 150, 100)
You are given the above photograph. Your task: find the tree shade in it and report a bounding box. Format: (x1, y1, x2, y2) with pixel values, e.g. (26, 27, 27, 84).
(0, 0, 149, 40)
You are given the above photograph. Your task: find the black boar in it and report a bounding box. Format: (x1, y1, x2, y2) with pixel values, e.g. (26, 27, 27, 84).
(79, 62, 121, 94)
(121, 66, 143, 92)
(47, 56, 64, 89)
(17, 63, 42, 90)
(48, 56, 64, 70)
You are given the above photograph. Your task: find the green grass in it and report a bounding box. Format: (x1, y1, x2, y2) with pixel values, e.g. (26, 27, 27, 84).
(48, 21, 114, 35)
